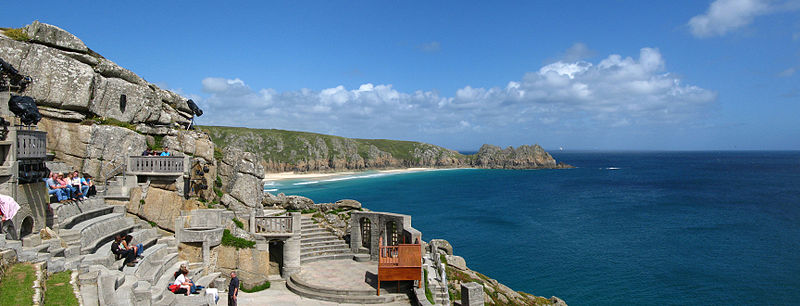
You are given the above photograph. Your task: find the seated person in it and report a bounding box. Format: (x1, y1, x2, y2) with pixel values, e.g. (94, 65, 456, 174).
(81, 174, 97, 197)
(160, 147, 171, 156)
(45, 173, 68, 203)
(111, 234, 138, 267)
(70, 171, 88, 200)
(171, 265, 197, 295)
(56, 173, 76, 201)
(121, 234, 144, 258)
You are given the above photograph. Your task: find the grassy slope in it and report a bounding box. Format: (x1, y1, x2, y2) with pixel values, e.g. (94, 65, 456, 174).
(198, 125, 464, 164)
(0, 263, 35, 306)
(44, 271, 79, 306)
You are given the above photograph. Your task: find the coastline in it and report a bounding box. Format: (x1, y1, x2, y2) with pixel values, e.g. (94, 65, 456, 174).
(262, 167, 436, 182)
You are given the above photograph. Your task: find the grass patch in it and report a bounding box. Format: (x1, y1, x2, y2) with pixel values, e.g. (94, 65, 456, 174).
(311, 211, 323, 218)
(148, 221, 157, 227)
(221, 229, 255, 249)
(43, 271, 78, 306)
(0, 263, 36, 305)
(85, 117, 137, 132)
(148, 135, 164, 151)
(213, 187, 223, 198)
(2, 28, 30, 41)
(215, 176, 223, 188)
(423, 269, 434, 304)
(213, 147, 223, 161)
(240, 281, 270, 293)
(325, 207, 347, 214)
(232, 218, 244, 229)
(440, 254, 448, 266)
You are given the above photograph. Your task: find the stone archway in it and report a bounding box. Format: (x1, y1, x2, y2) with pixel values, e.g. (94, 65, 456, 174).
(360, 217, 371, 249)
(20, 216, 34, 238)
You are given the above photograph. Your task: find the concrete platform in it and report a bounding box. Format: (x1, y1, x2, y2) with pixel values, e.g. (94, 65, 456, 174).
(219, 281, 412, 306)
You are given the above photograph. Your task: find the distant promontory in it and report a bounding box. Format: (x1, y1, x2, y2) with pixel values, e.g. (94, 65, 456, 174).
(199, 125, 572, 173)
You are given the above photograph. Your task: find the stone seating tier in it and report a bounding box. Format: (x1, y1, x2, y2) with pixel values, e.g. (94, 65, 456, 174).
(59, 206, 116, 230)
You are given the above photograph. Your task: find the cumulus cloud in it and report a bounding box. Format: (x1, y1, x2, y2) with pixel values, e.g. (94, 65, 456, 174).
(559, 42, 595, 61)
(194, 47, 716, 142)
(778, 67, 797, 77)
(688, 0, 799, 38)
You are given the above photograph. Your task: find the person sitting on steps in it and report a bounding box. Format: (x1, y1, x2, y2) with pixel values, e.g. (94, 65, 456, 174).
(171, 264, 197, 295)
(111, 234, 138, 267)
(121, 233, 144, 258)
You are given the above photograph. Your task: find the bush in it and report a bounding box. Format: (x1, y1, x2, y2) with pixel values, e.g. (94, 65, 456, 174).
(241, 281, 270, 293)
(214, 187, 223, 198)
(232, 218, 244, 229)
(221, 229, 255, 249)
(148, 135, 164, 151)
(215, 176, 223, 188)
(148, 221, 157, 228)
(2, 28, 29, 41)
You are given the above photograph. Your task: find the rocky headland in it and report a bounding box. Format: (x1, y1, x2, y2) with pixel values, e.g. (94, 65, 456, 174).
(201, 125, 573, 173)
(1, 21, 567, 305)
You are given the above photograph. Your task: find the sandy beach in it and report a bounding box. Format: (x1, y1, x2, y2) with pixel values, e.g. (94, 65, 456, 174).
(262, 167, 433, 182)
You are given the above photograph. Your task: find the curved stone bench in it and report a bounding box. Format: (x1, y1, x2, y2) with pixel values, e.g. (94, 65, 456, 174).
(52, 198, 108, 221)
(286, 274, 397, 304)
(81, 217, 136, 255)
(59, 206, 116, 230)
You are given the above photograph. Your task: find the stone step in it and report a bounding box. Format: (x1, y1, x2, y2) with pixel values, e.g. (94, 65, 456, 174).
(300, 228, 331, 235)
(299, 253, 356, 264)
(301, 239, 349, 248)
(140, 252, 179, 284)
(300, 231, 339, 239)
(301, 235, 344, 244)
(300, 244, 351, 256)
(59, 206, 116, 230)
(123, 244, 167, 275)
(286, 276, 396, 304)
(62, 213, 125, 243)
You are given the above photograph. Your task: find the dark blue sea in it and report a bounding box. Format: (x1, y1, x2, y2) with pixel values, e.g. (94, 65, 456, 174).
(267, 151, 800, 305)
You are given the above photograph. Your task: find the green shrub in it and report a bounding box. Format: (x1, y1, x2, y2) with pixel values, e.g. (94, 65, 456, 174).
(214, 187, 223, 198)
(232, 218, 244, 229)
(148, 135, 164, 150)
(148, 221, 157, 227)
(241, 281, 270, 293)
(213, 147, 223, 161)
(2, 28, 30, 41)
(215, 176, 223, 188)
(221, 229, 255, 249)
(424, 269, 434, 304)
(306, 209, 320, 215)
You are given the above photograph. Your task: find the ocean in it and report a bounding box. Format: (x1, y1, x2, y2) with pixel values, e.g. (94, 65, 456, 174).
(266, 151, 800, 305)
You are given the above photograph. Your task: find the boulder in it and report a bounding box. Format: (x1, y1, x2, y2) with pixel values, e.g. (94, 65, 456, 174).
(0, 42, 95, 111)
(94, 58, 146, 85)
(285, 195, 314, 211)
(24, 20, 89, 53)
(126, 187, 200, 231)
(334, 199, 361, 210)
(38, 106, 86, 122)
(446, 255, 468, 271)
(163, 130, 215, 162)
(90, 75, 162, 124)
(430, 239, 453, 255)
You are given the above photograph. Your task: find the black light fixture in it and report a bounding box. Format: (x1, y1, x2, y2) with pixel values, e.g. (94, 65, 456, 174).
(8, 94, 42, 126)
(187, 99, 203, 116)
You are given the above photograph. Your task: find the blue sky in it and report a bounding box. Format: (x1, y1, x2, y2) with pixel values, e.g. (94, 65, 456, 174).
(3, 1, 799, 150)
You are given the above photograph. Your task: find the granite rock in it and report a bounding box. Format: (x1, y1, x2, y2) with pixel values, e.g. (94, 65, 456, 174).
(24, 20, 89, 53)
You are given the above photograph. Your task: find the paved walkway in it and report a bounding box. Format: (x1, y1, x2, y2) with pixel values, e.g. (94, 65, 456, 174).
(216, 281, 411, 306)
(294, 259, 379, 291)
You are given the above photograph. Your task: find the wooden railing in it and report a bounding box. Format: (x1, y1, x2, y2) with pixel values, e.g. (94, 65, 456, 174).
(254, 216, 293, 234)
(377, 237, 422, 295)
(128, 156, 184, 174)
(16, 130, 46, 159)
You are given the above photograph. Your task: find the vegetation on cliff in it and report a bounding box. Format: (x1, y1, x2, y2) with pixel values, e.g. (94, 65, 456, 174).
(199, 125, 570, 172)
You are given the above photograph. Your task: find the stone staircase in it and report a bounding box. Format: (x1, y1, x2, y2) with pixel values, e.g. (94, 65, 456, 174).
(300, 216, 355, 264)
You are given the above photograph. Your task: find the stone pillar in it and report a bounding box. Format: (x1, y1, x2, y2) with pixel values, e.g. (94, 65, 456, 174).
(461, 282, 484, 306)
(249, 208, 256, 233)
(350, 215, 361, 253)
(281, 212, 301, 279)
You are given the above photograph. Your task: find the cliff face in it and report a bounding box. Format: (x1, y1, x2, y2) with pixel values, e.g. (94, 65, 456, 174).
(200, 125, 570, 173)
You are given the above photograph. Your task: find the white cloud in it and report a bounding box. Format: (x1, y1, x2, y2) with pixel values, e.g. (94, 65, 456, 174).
(778, 67, 796, 77)
(194, 47, 716, 141)
(688, 0, 800, 38)
(560, 42, 595, 61)
(418, 41, 441, 53)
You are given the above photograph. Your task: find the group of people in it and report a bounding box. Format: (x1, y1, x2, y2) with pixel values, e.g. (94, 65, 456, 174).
(168, 265, 239, 305)
(141, 147, 172, 156)
(110, 233, 144, 267)
(45, 171, 96, 203)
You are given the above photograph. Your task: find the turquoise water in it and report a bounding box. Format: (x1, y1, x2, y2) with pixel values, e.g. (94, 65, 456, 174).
(266, 152, 800, 305)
